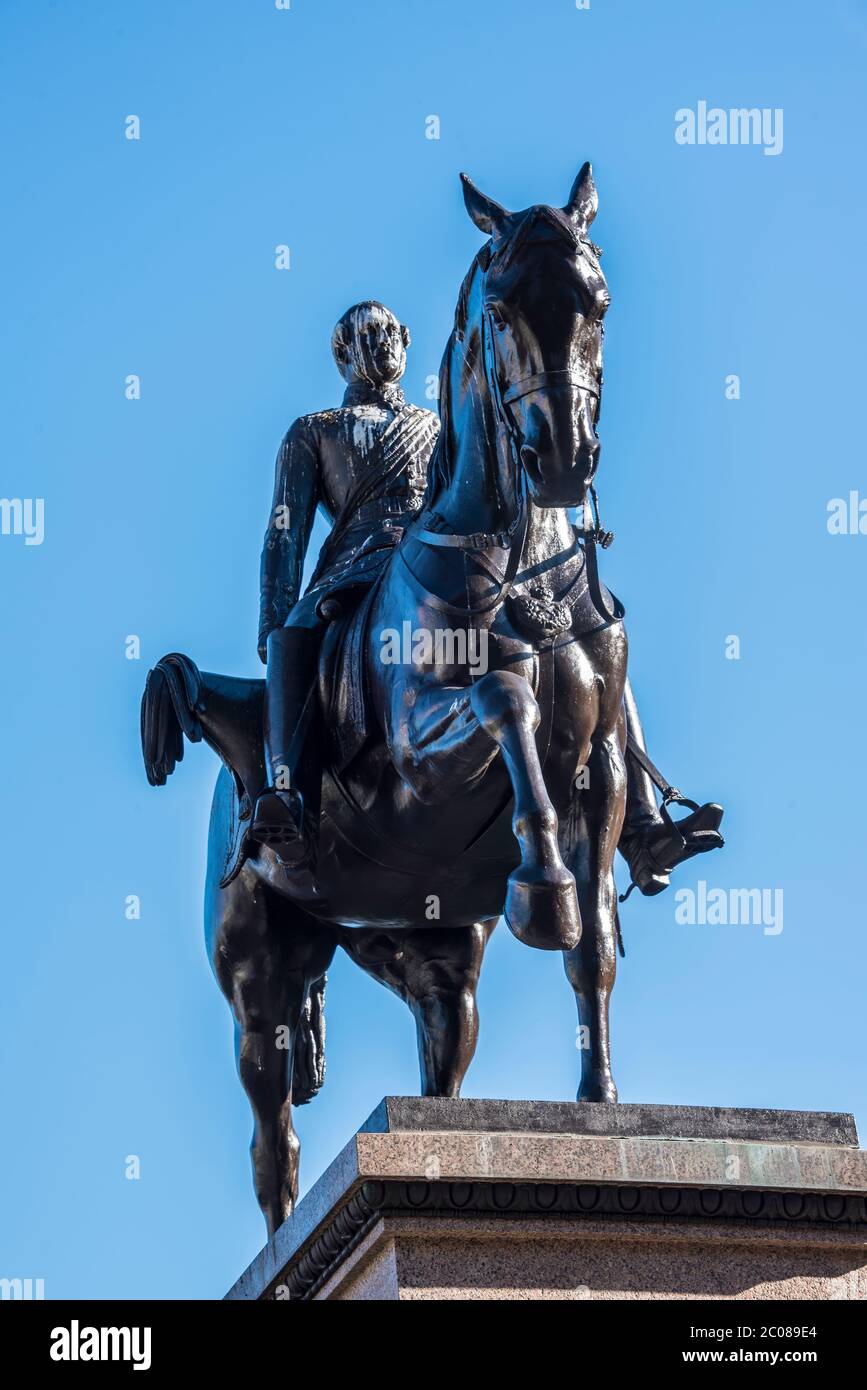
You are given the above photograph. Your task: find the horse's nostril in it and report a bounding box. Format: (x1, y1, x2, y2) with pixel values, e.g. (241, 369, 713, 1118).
(580, 441, 600, 477)
(520, 444, 540, 470)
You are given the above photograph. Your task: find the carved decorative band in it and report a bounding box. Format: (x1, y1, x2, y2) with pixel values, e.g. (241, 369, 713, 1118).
(269, 1179, 867, 1301)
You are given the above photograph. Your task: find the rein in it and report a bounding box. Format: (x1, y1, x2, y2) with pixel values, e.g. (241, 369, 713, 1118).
(581, 484, 624, 626)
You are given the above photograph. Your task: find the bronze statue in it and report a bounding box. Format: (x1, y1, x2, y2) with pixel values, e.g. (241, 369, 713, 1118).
(142, 166, 723, 1233)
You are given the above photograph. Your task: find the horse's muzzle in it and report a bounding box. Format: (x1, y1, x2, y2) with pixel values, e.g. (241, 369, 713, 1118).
(520, 446, 590, 508)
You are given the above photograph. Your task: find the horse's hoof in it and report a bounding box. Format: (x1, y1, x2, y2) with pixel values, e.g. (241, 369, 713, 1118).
(504, 868, 581, 951)
(577, 1079, 618, 1103)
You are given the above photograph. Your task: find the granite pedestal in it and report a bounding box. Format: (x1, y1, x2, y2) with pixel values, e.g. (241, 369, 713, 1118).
(226, 1099, 867, 1301)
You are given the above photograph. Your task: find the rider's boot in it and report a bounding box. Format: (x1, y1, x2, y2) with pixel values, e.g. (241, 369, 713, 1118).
(619, 796, 725, 898)
(250, 625, 321, 868)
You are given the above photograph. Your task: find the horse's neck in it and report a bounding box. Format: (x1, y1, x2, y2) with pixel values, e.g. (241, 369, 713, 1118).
(432, 289, 575, 573)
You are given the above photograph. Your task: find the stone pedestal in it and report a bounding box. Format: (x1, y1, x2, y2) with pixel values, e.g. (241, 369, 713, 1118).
(225, 1098, 867, 1301)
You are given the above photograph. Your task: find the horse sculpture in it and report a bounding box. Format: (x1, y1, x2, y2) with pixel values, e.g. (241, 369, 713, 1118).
(143, 164, 633, 1234)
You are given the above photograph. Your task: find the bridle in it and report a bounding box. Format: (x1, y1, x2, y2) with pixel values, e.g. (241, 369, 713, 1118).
(501, 366, 602, 407)
(414, 245, 621, 625)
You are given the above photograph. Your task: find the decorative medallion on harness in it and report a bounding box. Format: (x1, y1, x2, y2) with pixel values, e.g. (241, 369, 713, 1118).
(509, 581, 575, 640)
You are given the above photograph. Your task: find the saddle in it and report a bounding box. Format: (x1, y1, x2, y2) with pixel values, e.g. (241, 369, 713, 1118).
(318, 578, 379, 775)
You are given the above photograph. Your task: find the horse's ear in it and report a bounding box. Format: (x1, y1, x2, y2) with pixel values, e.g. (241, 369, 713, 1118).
(460, 173, 509, 236)
(564, 162, 598, 229)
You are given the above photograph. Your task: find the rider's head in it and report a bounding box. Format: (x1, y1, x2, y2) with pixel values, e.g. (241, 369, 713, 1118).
(331, 301, 410, 388)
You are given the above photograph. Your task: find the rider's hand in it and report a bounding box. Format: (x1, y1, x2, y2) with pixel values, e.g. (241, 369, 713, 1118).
(259, 595, 292, 664)
(257, 617, 274, 665)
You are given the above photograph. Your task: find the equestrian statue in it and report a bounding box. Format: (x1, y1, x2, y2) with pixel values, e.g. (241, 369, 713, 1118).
(141, 166, 724, 1234)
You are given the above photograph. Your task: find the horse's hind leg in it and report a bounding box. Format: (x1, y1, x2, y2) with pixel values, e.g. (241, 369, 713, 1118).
(207, 869, 336, 1234)
(339, 921, 495, 1095)
(562, 731, 626, 1103)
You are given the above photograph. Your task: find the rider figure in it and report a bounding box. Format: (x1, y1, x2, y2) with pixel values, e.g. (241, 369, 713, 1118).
(252, 301, 723, 887)
(252, 301, 439, 864)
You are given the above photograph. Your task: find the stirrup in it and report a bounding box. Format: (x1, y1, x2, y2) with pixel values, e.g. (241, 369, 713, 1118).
(619, 800, 725, 901)
(661, 799, 725, 867)
(250, 789, 311, 868)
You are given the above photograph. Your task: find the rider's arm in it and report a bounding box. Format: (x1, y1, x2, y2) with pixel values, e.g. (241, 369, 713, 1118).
(258, 417, 320, 662)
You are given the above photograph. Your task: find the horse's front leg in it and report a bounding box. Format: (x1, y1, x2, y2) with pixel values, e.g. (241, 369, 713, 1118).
(469, 671, 581, 951)
(563, 729, 627, 1102)
(339, 921, 495, 1096)
(378, 577, 581, 949)
(390, 667, 580, 951)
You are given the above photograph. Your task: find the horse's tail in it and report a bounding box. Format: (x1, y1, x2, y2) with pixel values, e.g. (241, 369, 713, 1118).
(292, 975, 327, 1104)
(141, 652, 203, 785)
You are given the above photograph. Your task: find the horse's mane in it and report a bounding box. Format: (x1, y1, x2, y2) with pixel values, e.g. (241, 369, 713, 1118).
(421, 251, 486, 509)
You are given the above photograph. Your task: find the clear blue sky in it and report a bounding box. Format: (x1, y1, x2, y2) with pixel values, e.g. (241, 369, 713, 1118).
(1, 0, 865, 1299)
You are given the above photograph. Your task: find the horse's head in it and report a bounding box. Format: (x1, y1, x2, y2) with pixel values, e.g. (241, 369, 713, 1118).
(461, 164, 609, 509)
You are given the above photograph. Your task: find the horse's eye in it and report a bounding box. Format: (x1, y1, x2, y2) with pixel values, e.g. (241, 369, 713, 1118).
(488, 304, 507, 330)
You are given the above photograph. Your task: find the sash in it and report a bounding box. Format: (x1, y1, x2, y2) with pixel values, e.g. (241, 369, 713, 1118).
(310, 405, 437, 586)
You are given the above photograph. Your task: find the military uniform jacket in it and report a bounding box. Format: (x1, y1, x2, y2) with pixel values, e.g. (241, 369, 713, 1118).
(259, 381, 439, 638)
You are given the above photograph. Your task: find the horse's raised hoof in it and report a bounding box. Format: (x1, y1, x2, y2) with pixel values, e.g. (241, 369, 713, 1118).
(504, 867, 581, 951)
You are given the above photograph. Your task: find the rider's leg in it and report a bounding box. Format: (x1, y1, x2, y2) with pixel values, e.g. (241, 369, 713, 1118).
(618, 678, 672, 896)
(251, 593, 324, 864)
(621, 678, 661, 830)
(618, 678, 724, 897)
